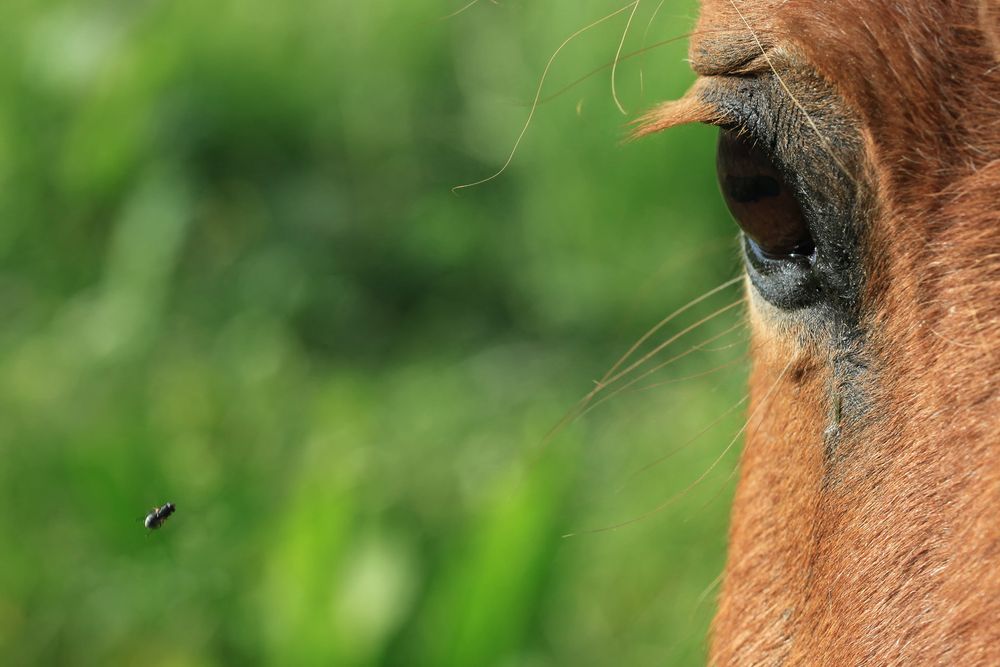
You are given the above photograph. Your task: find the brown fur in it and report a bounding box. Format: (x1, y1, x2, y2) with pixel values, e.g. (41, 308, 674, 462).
(644, 1, 1000, 664)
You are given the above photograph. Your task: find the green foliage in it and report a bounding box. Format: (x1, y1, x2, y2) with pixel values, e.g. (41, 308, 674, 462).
(1, 1, 747, 665)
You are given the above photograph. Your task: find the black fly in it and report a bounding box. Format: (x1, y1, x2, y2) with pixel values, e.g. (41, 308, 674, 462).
(144, 502, 176, 531)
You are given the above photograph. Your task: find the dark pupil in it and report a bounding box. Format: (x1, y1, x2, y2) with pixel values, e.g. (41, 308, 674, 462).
(724, 174, 781, 204)
(716, 130, 813, 258)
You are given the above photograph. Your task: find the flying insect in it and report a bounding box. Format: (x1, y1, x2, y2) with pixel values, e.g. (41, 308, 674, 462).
(144, 502, 176, 530)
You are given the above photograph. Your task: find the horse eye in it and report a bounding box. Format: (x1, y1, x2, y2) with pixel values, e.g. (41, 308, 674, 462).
(716, 129, 814, 259)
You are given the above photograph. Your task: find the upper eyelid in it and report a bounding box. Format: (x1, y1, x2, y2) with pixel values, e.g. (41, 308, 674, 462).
(697, 84, 777, 149)
(633, 72, 778, 142)
(703, 88, 813, 201)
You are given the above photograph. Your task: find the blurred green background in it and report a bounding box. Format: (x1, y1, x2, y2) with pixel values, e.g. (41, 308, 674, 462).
(0, 1, 750, 665)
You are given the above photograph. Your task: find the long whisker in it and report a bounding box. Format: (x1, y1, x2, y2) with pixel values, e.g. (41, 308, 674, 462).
(598, 277, 742, 388)
(602, 320, 745, 392)
(684, 372, 781, 518)
(725, 0, 857, 185)
(688, 337, 748, 354)
(564, 355, 794, 536)
(538, 29, 761, 107)
(541, 279, 743, 447)
(536, 34, 693, 106)
(620, 391, 748, 487)
(439, 0, 483, 21)
(627, 352, 747, 393)
(695, 569, 725, 611)
(639, 0, 668, 98)
(611, 1, 642, 114)
(601, 297, 746, 389)
(579, 321, 746, 420)
(453, 2, 640, 192)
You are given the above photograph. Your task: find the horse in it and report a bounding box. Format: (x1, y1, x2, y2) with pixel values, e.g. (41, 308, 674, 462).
(637, 1, 1000, 663)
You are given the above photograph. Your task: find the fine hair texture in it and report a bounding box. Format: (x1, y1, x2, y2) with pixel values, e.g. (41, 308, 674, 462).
(645, 1, 1000, 664)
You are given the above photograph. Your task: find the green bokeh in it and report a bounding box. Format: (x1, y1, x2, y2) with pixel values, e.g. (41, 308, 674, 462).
(1, 1, 748, 665)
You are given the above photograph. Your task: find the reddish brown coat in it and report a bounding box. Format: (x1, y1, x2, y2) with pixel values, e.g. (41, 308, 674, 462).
(643, 1, 1000, 663)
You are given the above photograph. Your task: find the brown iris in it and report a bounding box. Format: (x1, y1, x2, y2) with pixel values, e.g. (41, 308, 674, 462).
(716, 129, 813, 259)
